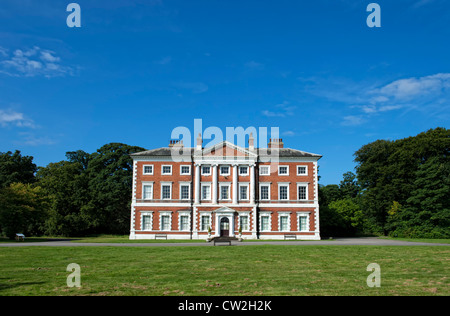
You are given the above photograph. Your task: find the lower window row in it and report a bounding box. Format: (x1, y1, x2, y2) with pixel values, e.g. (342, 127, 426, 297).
(139, 212, 311, 232)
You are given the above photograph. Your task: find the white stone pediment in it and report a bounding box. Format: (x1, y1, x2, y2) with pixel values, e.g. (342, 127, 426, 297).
(213, 206, 236, 214)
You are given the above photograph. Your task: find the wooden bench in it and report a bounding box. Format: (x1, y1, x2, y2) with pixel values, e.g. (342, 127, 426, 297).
(155, 234, 168, 240)
(15, 233, 25, 241)
(213, 238, 232, 246)
(284, 234, 297, 240)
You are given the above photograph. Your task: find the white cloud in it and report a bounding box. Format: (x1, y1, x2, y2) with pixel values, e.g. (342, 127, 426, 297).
(262, 101, 296, 117)
(341, 115, 365, 126)
(17, 132, 56, 146)
(0, 46, 74, 78)
(0, 46, 8, 57)
(282, 130, 295, 137)
(306, 73, 450, 126)
(40, 50, 61, 63)
(0, 109, 35, 128)
(375, 73, 450, 100)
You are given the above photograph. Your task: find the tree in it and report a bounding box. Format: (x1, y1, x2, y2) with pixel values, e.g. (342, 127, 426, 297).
(399, 156, 449, 238)
(37, 161, 90, 236)
(66, 150, 91, 170)
(0, 183, 50, 239)
(0, 150, 37, 188)
(339, 171, 360, 199)
(82, 143, 145, 234)
(328, 198, 363, 236)
(354, 127, 450, 236)
(319, 184, 341, 205)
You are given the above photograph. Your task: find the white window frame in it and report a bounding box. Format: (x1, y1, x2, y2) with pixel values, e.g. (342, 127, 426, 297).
(297, 182, 309, 201)
(278, 165, 289, 176)
(142, 182, 154, 200)
(143, 164, 154, 175)
(259, 165, 270, 176)
(200, 213, 212, 231)
(160, 182, 172, 200)
(219, 182, 231, 201)
(179, 182, 191, 200)
(239, 166, 249, 176)
(239, 183, 249, 201)
(201, 183, 211, 201)
(278, 212, 291, 232)
(220, 165, 230, 176)
(159, 212, 172, 231)
(161, 165, 172, 175)
(238, 212, 251, 232)
(296, 165, 308, 176)
(178, 211, 191, 231)
(278, 182, 290, 201)
(297, 213, 310, 232)
(259, 183, 271, 201)
(201, 165, 211, 176)
(140, 211, 153, 231)
(259, 212, 272, 232)
(180, 165, 191, 175)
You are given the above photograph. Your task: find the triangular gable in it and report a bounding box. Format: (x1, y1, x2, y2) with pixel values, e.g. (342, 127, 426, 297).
(200, 141, 257, 157)
(213, 206, 235, 213)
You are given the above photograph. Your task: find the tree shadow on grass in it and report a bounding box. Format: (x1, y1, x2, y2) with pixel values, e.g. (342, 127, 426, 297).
(0, 278, 45, 292)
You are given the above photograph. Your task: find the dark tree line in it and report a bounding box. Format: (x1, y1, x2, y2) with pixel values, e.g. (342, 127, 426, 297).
(1, 128, 449, 239)
(319, 127, 449, 238)
(0, 143, 145, 238)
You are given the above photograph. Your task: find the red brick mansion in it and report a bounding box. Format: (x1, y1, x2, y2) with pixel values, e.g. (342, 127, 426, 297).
(129, 134, 321, 240)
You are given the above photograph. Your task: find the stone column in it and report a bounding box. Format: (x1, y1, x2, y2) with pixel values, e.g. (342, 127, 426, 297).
(194, 164, 200, 204)
(250, 164, 255, 204)
(232, 164, 238, 204)
(212, 164, 218, 204)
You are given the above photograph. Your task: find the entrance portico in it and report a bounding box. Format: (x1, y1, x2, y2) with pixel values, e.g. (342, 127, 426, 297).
(214, 206, 236, 238)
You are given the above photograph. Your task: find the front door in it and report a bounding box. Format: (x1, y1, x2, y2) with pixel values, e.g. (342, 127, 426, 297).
(220, 217, 230, 237)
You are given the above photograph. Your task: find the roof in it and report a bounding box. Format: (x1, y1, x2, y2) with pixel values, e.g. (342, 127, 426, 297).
(130, 146, 322, 159)
(130, 147, 193, 157)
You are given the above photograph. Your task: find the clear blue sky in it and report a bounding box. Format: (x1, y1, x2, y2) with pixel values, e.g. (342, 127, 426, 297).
(0, 0, 449, 185)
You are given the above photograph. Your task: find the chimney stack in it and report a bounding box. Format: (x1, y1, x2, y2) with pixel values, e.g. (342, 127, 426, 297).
(268, 138, 284, 149)
(248, 133, 255, 151)
(196, 133, 203, 150)
(169, 140, 183, 148)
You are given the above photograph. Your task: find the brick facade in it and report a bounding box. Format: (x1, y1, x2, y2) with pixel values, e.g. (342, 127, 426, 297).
(129, 137, 321, 240)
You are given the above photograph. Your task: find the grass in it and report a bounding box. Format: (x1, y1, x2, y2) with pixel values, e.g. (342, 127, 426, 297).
(3, 235, 449, 244)
(0, 245, 448, 296)
(380, 237, 450, 244)
(0, 235, 205, 243)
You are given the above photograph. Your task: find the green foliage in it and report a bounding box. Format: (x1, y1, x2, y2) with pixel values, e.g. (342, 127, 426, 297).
(82, 143, 145, 234)
(387, 156, 450, 238)
(339, 172, 360, 198)
(319, 173, 362, 237)
(0, 183, 50, 239)
(0, 150, 37, 188)
(36, 161, 90, 236)
(328, 198, 363, 232)
(354, 127, 450, 237)
(319, 127, 449, 239)
(35, 143, 145, 236)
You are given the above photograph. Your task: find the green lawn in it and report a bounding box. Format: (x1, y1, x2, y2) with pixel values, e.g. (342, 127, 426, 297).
(0, 245, 448, 296)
